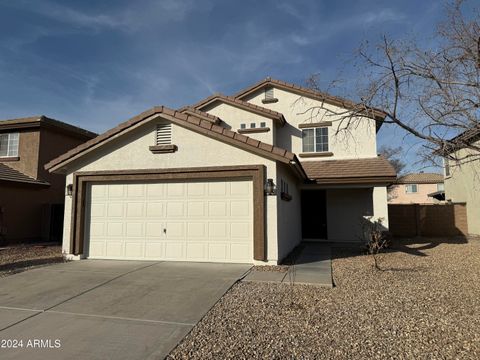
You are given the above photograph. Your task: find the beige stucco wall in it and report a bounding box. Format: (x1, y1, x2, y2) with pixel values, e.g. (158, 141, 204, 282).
(325, 186, 388, 242)
(389, 183, 442, 204)
(243, 87, 378, 160)
(203, 102, 275, 144)
(444, 142, 480, 235)
(61, 115, 285, 263)
(276, 162, 302, 261)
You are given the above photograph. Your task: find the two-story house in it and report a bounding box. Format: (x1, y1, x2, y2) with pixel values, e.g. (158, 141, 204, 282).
(45, 78, 396, 264)
(388, 173, 444, 204)
(441, 126, 480, 236)
(0, 116, 96, 244)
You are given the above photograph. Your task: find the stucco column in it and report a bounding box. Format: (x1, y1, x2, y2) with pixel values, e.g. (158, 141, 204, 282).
(373, 186, 389, 229)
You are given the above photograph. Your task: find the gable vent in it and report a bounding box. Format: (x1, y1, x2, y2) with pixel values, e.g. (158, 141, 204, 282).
(265, 87, 274, 100)
(156, 123, 172, 145)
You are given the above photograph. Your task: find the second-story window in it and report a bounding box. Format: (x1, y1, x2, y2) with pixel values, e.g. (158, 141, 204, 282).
(0, 132, 19, 157)
(302, 127, 329, 152)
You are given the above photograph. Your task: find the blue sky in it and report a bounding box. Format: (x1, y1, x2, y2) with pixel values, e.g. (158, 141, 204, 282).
(0, 0, 450, 171)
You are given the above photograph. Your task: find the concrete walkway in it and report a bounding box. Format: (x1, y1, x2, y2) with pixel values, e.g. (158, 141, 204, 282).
(243, 242, 333, 287)
(0, 260, 250, 360)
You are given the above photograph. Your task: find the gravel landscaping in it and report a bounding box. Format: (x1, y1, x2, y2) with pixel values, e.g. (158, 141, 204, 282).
(168, 237, 480, 359)
(0, 243, 64, 277)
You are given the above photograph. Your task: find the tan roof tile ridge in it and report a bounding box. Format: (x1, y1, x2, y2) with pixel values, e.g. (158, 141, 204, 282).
(190, 93, 286, 125)
(45, 106, 296, 171)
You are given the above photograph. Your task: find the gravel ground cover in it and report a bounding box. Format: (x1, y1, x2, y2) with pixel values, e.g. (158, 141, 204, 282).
(168, 237, 480, 359)
(0, 244, 64, 277)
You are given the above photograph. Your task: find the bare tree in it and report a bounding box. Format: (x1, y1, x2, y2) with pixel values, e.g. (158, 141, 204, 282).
(379, 145, 406, 174)
(306, 0, 480, 165)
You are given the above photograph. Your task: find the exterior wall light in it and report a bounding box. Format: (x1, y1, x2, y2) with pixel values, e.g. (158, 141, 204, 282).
(66, 184, 73, 196)
(265, 178, 276, 195)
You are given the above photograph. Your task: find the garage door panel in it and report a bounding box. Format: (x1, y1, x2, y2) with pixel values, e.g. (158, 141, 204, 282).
(106, 241, 123, 257)
(86, 179, 253, 263)
(165, 243, 184, 259)
(90, 204, 105, 217)
(208, 201, 228, 217)
(208, 182, 227, 196)
(208, 244, 229, 260)
(144, 242, 164, 258)
(145, 222, 163, 237)
(167, 183, 185, 197)
(230, 200, 250, 217)
(108, 184, 125, 198)
(187, 182, 206, 196)
(146, 183, 165, 197)
(230, 181, 251, 196)
(126, 222, 144, 237)
(90, 222, 105, 236)
(209, 222, 228, 238)
(230, 223, 251, 239)
(186, 243, 207, 260)
(126, 202, 145, 217)
(146, 202, 164, 217)
(107, 203, 124, 217)
(126, 184, 145, 198)
(125, 242, 144, 258)
(107, 222, 124, 237)
(230, 243, 251, 261)
(165, 222, 184, 238)
(187, 201, 206, 216)
(166, 202, 185, 217)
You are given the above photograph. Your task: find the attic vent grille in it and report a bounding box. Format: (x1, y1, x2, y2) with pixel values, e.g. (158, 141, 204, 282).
(156, 123, 172, 145)
(265, 87, 274, 100)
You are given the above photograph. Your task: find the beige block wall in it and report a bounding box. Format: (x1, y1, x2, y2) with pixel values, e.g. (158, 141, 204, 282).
(389, 183, 441, 204)
(61, 115, 283, 263)
(203, 102, 275, 144)
(445, 143, 480, 235)
(243, 87, 378, 160)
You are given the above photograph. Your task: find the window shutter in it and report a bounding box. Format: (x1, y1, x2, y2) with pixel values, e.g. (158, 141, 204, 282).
(156, 123, 172, 145)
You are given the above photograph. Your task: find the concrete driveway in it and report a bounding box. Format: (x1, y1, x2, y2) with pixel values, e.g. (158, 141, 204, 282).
(0, 260, 250, 360)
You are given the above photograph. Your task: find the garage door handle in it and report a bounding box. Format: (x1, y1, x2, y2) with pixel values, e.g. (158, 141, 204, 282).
(163, 228, 167, 234)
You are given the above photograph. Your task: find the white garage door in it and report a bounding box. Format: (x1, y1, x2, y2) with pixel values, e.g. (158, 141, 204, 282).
(85, 179, 253, 263)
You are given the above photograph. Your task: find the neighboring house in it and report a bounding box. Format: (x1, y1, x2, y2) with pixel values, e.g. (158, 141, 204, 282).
(0, 116, 96, 244)
(388, 173, 444, 204)
(46, 78, 396, 264)
(441, 126, 480, 236)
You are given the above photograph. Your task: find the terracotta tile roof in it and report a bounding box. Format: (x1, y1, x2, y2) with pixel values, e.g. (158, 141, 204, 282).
(0, 163, 49, 186)
(179, 107, 221, 124)
(45, 106, 299, 172)
(302, 156, 397, 184)
(0, 115, 97, 139)
(190, 93, 286, 126)
(233, 77, 386, 131)
(397, 173, 444, 184)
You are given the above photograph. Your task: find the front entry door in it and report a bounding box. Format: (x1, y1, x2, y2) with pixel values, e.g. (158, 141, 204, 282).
(301, 190, 327, 240)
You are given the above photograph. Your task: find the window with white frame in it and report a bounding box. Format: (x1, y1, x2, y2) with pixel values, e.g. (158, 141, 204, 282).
(405, 184, 418, 193)
(0, 133, 19, 157)
(302, 127, 328, 152)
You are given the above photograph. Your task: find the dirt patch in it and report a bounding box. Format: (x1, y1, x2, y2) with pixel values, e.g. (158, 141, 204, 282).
(0, 244, 64, 277)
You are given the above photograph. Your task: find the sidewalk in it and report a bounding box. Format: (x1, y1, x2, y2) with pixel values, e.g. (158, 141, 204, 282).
(243, 242, 333, 287)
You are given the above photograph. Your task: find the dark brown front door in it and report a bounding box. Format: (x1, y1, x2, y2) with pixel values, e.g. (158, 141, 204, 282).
(301, 190, 327, 240)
